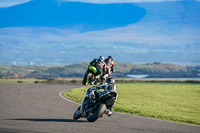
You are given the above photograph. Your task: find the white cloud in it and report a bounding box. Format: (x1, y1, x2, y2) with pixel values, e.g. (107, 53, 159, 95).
(0, 0, 32, 8)
(66, 23, 200, 46)
(0, 26, 80, 43)
(1, 23, 199, 46)
(60, 0, 183, 4)
(0, 0, 198, 8)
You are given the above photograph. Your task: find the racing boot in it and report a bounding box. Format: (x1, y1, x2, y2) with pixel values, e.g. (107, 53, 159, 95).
(105, 110, 112, 117)
(106, 105, 113, 117)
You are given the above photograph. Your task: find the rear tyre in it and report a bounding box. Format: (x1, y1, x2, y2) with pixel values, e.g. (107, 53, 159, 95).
(73, 106, 81, 120)
(87, 104, 106, 122)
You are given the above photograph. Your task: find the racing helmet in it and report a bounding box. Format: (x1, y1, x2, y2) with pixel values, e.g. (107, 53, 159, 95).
(106, 77, 115, 84)
(108, 55, 113, 60)
(99, 56, 105, 61)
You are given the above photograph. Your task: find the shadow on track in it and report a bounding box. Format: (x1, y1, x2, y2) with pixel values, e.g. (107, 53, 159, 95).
(7, 118, 87, 123)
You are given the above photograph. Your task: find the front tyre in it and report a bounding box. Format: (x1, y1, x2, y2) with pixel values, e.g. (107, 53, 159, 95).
(73, 106, 81, 120)
(87, 104, 106, 122)
(82, 73, 92, 85)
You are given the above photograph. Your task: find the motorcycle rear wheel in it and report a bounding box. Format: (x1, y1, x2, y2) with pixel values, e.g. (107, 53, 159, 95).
(87, 104, 106, 122)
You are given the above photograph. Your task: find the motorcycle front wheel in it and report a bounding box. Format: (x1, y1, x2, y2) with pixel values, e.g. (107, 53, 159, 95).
(82, 73, 92, 85)
(87, 104, 106, 122)
(73, 106, 81, 120)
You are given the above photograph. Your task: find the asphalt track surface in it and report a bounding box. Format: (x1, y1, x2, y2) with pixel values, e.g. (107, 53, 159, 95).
(0, 84, 199, 133)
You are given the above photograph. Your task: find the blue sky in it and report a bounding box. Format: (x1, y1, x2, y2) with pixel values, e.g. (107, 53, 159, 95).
(0, 0, 187, 8)
(0, 0, 199, 46)
(0, 0, 146, 32)
(0, 0, 199, 7)
(0, 0, 200, 65)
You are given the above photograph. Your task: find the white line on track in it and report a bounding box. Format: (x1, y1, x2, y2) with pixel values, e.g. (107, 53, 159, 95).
(59, 90, 80, 105)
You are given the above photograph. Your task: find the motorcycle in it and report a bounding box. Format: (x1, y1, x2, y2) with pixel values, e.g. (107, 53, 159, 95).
(73, 83, 118, 122)
(82, 65, 101, 85)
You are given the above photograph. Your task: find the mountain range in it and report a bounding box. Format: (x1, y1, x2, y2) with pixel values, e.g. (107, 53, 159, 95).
(1, 62, 199, 79)
(0, 0, 200, 65)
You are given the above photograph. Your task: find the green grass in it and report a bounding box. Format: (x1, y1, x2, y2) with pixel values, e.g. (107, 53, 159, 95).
(0, 79, 46, 84)
(63, 82, 200, 125)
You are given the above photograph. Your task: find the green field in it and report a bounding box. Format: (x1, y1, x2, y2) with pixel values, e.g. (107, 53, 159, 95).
(0, 79, 46, 84)
(63, 82, 200, 125)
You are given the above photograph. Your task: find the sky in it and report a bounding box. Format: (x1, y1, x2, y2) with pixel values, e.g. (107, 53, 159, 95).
(0, 0, 199, 45)
(1, 0, 200, 7)
(0, 0, 178, 8)
(0, 0, 200, 65)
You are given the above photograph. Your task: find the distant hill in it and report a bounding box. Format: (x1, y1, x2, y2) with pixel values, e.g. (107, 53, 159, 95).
(1, 41, 200, 66)
(0, 0, 200, 65)
(0, 62, 199, 79)
(0, 0, 145, 32)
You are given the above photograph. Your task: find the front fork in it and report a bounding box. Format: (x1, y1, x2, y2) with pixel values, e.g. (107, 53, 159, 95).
(80, 93, 88, 114)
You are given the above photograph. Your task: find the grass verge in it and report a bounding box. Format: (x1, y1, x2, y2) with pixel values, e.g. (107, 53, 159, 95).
(0, 78, 46, 84)
(63, 82, 200, 125)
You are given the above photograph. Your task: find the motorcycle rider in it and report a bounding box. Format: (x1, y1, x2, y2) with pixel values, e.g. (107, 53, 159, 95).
(89, 56, 106, 83)
(101, 56, 115, 82)
(87, 77, 118, 116)
(104, 55, 115, 73)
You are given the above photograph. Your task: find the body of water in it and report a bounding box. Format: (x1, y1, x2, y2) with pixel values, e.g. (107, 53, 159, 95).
(127, 74, 149, 79)
(127, 74, 200, 80)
